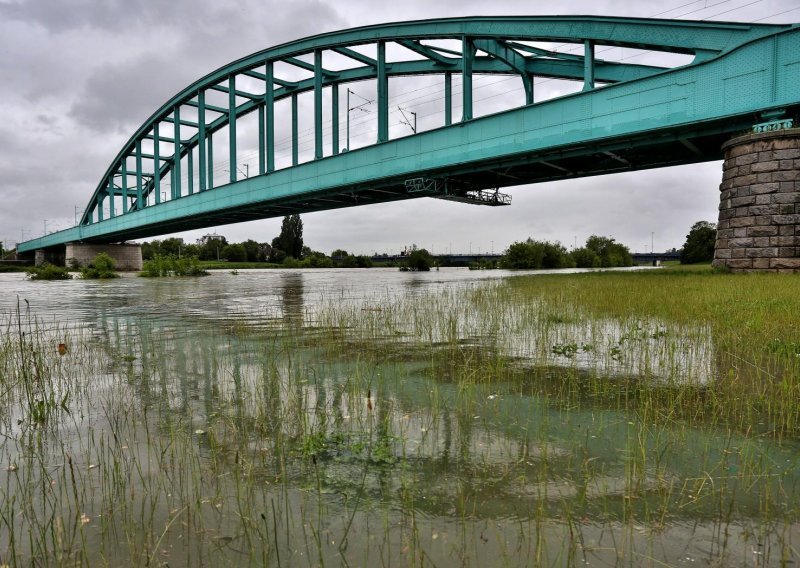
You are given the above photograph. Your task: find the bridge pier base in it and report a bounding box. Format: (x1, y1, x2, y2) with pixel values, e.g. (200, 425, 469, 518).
(34, 247, 65, 267)
(713, 129, 800, 272)
(65, 243, 143, 271)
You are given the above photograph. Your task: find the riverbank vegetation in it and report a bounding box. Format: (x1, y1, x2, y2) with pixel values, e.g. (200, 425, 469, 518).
(500, 235, 633, 269)
(3, 262, 798, 565)
(680, 220, 717, 264)
(79, 252, 119, 279)
(139, 255, 209, 277)
(25, 263, 72, 280)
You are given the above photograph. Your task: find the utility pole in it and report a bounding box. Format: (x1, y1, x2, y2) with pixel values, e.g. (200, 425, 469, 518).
(346, 88, 372, 151)
(398, 106, 417, 134)
(43, 219, 48, 235)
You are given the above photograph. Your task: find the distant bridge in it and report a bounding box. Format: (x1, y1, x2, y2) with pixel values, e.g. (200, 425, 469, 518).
(373, 251, 681, 265)
(18, 16, 800, 254)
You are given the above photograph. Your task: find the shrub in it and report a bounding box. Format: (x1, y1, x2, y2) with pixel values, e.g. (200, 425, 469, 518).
(27, 263, 72, 280)
(80, 253, 120, 279)
(140, 255, 208, 277)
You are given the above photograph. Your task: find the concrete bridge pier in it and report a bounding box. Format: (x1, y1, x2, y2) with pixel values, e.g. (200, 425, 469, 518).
(34, 246, 65, 267)
(714, 129, 800, 272)
(64, 243, 143, 271)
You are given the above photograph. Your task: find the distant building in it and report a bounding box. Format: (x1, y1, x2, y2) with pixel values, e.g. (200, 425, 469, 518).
(198, 233, 225, 245)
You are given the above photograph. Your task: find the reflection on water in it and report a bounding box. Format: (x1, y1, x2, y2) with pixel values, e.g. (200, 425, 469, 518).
(0, 267, 797, 566)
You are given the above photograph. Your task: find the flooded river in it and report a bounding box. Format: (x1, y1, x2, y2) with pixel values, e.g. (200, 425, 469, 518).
(0, 267, 797, 566)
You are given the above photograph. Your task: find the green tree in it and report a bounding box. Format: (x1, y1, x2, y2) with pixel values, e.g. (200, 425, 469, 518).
(584, 235, 633, 267)
(500, 239, 573, 269)
(680, 221, 717, 264)
(354, 255, 373, 268)
(221, 243, 247, 262)
(241, 239, 268, 262)
(402, 248, 433, 271)
(198, 236, 227, 260)
(302, 252, 334, 268)
(274, 215, 303, 259)
(570, 247, 600, 268)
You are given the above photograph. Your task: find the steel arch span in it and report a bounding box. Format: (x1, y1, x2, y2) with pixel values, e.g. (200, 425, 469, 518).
(18, 16, 800, 252)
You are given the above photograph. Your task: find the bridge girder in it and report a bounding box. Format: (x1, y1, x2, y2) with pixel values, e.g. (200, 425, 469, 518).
(17, 16, 800, 252)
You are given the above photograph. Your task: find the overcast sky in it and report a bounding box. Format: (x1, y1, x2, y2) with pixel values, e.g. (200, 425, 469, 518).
(1, 0, 798, 255)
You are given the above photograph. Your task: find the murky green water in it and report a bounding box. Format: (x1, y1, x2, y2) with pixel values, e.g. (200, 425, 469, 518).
(0, 268, 797, 567)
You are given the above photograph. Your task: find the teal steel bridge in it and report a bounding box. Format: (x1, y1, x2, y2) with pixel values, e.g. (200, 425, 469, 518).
(18, 16, 800, 253)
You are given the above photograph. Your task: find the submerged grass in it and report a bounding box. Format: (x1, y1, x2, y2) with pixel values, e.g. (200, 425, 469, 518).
(1, 267, 799, 566)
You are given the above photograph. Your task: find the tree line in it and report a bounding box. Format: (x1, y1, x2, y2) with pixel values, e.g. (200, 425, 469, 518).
(141, 214, 373, 268)
(499, 235, 634, 269)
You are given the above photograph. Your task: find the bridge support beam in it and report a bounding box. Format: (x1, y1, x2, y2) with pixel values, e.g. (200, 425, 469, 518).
(65, 243, 143, 271)
(714, 129, 800, 272)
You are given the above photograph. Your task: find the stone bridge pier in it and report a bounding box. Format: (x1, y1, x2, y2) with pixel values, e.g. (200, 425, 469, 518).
(714, 129, 800, 272)
(65, 243, 143, 271)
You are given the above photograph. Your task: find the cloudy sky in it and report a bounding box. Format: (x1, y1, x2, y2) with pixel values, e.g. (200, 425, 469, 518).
(1, 0, 798, 256)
